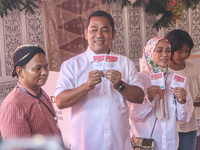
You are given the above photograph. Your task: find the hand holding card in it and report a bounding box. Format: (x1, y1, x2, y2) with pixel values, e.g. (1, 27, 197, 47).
(93, 55, 119, 72)
(169, 73, 186, 90)
(150, 72, 165, 89)
(104, 55, 119, 71)
(93, 55, 105, 71)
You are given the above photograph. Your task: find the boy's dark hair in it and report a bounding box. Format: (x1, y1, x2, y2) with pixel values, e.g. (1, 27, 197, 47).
(165, 29, 194, 59)
(86, 10, 115, 32)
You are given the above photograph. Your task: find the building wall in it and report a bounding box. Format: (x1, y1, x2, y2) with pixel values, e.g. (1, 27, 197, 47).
(0, 8, 46, 104)
(110, 3, 200, 70)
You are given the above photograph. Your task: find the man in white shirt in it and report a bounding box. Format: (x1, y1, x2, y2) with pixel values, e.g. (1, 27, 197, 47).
(55, 10, 144, 150)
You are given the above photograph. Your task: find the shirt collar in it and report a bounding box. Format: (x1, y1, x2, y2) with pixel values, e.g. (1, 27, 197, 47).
(85, 47, 96, 63)
(17, 82, 41, 97)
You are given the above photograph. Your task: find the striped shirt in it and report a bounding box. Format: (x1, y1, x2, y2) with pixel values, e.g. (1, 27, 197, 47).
(0, 82, 62, 140)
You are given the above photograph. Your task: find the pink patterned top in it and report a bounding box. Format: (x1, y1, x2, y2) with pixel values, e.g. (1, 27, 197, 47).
(0, 82, 62, 140)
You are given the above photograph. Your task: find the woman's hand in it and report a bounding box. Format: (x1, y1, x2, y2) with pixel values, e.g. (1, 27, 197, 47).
(147, 85, 160, 102)
(173, 87, 187, 104)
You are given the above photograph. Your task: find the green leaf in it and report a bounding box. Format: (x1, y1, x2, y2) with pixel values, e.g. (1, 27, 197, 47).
(153, 11, 173, 31)
(0, 0, 44, 18)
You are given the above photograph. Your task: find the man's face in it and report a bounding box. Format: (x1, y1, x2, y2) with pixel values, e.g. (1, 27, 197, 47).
(85, 16, 116, 54)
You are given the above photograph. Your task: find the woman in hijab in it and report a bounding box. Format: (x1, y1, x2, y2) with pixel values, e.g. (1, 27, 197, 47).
(0, 44, 62, 142)
(129, 37, 194, 150)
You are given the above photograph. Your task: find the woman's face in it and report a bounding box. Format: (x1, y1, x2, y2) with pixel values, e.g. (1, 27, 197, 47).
(153, 40, 171, 68)
(20, 53, 49, 93)
(171, 44, 190, 65)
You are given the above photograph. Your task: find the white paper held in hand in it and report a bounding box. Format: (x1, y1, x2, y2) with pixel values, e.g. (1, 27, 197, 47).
(150, 72, 165, 89)
(93, 55, 105, 71)
(93, 54, 119, 72)
(169, 73, 186, 90)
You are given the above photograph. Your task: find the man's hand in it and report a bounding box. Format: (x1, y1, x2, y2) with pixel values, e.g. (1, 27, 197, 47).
(105, 70, 121, 89)
(85, 70, 104, 91)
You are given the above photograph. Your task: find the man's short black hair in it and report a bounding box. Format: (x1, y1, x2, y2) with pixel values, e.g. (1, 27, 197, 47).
(165, 29, 194, 59)
(86, 10, 115, 32)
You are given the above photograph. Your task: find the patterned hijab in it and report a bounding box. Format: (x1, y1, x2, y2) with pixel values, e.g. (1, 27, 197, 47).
(141, 37, 170, 75)
(141, 37, 171, 120)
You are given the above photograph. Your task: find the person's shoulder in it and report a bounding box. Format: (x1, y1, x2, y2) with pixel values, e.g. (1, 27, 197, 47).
(112, 52, 128, 59)
(138, 72, 148, 77)
(184, 61, 200, 75)
(112, 52, 134, 65)
(185, 60, 194, 65)
(2, 87, 36, 110)
(138, 72, 150, 81)
(185, 60, 198, 69)
(137, 72, 151, 89)
(2, 86, 17, 103)
(1, 87, 22, 109)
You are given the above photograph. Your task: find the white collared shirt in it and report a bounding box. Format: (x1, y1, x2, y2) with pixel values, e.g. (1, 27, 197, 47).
(129, 72, 194, 150)
(55, 47, 144, 150)
(169, 61, 200, 132)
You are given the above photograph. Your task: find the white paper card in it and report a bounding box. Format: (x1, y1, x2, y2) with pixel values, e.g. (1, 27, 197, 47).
(93, 55, 119, 72)
(93, 55, 105, 71)
(104, 55, 119, 71)
(150, 72, 165, 89)
(169, 73, 186, 90)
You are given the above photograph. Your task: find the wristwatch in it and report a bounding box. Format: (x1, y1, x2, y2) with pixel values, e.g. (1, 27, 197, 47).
(116, 80, 125, 92)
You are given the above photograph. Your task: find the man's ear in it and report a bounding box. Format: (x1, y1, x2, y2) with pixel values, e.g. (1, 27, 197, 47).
(84, 28, 88, 40)
(112, 29, 116, 39)
(16, 66, 23, 78)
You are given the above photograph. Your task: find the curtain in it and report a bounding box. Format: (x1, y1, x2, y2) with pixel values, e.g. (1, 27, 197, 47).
(44, 0, 110, 71)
